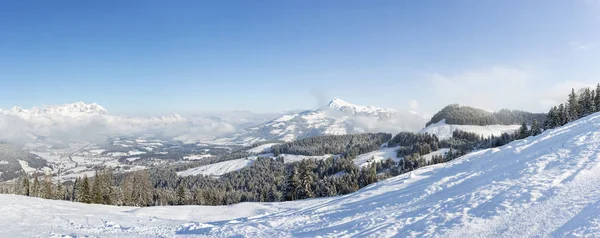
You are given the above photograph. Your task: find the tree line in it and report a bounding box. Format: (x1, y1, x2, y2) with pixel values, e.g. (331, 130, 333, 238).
(426, 104, 546, 127)
(544, 86, 600, 129)
(271, 133, 392, 157)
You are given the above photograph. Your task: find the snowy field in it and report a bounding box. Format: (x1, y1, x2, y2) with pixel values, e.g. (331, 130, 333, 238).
(246, 143, 279, 154)
(354, 146, 401, 167)
(420, 119, 520, 140)
(177, 153, 335, 177)
(176, 158, 255, 177)
(354, 147, 450, 167)
(5, 112, 600, 237)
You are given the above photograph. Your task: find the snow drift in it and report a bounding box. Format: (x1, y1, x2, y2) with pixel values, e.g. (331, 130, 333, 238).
(4, 112, 600, 237)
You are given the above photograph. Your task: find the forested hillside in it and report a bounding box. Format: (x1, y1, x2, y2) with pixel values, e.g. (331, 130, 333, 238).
(426, 104, 546, 126)
(271, 133, 391, 157)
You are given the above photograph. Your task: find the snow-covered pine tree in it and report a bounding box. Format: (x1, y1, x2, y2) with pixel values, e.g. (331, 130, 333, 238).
(92, 171, 103, 204)
(518, 122, 529, 139)
(22, 176, 30, 196)
(530, 119, 541, 136)
(596, 84, 600, 112)
(79, 175, 92, 203)
(568, 88, 579, 122)
(32, 175, 40, 197)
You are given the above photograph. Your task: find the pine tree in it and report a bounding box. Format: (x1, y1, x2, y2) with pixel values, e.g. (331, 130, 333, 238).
(591, 90, 597, 113)
(297, 160, 316, 199)
(559, 104, 567, 125)
(568, 88, 579, 122)
(284, 165, 299, 201)
(130, 171, 153, 207)
(518, 122, 529, 139)
(79, 175, 92, 204)
(22, 176, 30, 196)
(101, 170, 114, 205)
(177, 183, 187, 205)
(596, 84, 600, 112)
(32, 175, 40, 197)
(530, 119, 541, 136)
(580, 88, 593, 117)
(92, 171, 103, 204)
(43, 174, 53, 199)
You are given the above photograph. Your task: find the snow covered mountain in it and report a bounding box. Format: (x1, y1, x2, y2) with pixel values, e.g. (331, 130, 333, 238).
(230, 98, 425, 144)
(0, 102, 274, 145)
(0, 101, 108, 118)
(4, 111, 600, 237)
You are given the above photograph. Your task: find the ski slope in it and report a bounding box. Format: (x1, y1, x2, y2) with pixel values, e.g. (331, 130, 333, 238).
(5, 112, 600, 237)
(354, 146, 401, 167)
(176, 158, 255, 177)
(420, 119, 520, 140)
(354, 147, 450, 167)
(246, 143, 279, 154)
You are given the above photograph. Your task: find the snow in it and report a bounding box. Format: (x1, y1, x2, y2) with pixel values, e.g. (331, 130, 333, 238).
(420, 119, 521, 140)
(177, 158, 255, 177)
(128, 150, 146, 156)
(17, 160, 36, 174)
(354, 146, 401, 167)
(231, 98, 424, 144)
(6, 112, 600, 236)
(354, 147, 450, 167)
(246, 143, 280, 154)
(279, 154, 337, 164)
(327, 98, 398, 116)
(422, 148, 450, 162)
(183, 154, 213, 160)
(178, 153, 333, 177)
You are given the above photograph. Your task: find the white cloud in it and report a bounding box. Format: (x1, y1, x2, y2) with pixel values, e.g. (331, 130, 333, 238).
(426, 66, 598, 114)
(0, 105, 274, 145)
(409, 100, 419, 110)
(430, 66, 536, 111)
(569, 41, 594, 51)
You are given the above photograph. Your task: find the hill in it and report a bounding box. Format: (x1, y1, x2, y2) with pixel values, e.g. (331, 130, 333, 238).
(3, 111, 600, 237)
(0, 143, 48, 181)
(426, 104, 546, 126)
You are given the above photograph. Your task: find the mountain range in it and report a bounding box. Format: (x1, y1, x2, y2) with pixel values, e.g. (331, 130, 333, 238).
(229, 98, 426, 144)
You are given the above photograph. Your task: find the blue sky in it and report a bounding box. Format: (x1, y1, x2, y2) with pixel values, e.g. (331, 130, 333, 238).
(0, 0, 598, 115)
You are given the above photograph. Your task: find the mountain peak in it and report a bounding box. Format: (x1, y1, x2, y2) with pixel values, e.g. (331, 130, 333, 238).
(1, 102, 108, 117)
(45, 101, 107, 115)
(325, 98, 397, 116)
(327, 98, 354, 110)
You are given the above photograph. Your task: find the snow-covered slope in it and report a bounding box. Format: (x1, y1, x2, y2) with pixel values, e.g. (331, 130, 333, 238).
(354, 147, 450, 167)
(177, 153, 335, 177)
(246, 143, 280, 154)
(5, 111, 600, 237)
(176, 158, 255, 177)
(232, 98, 426, 144)
(420, 119, 520, 140)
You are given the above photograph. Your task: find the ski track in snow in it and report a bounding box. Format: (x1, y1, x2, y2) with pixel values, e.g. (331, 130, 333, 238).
(5, 113, 600, 237)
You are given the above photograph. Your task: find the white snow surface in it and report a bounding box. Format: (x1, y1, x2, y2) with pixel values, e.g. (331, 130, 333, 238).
(420, 119, 521, 140)
(177, 158, 255, 177)
(354, 146, 401, 167)
(246, 143, 280, 154)
(6, 112, 600, 237)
